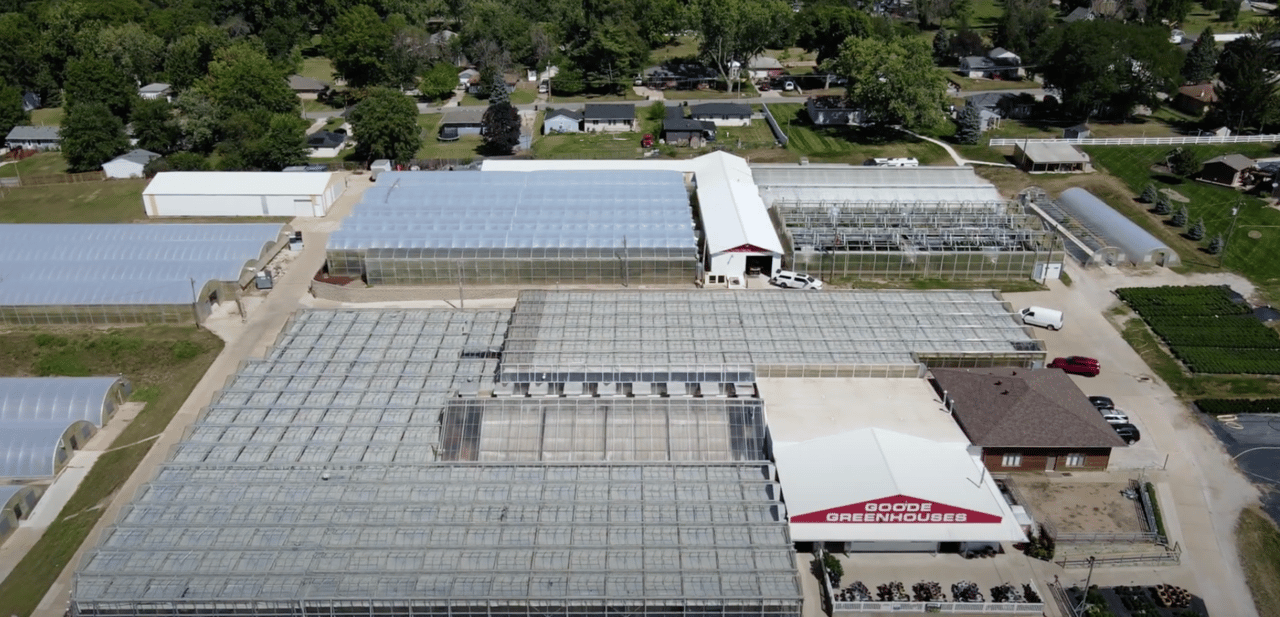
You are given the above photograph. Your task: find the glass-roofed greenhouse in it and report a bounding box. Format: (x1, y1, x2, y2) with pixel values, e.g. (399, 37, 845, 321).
(327, 171, 699, 285)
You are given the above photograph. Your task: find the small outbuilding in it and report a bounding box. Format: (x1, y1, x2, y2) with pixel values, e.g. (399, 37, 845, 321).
(931, 367, 1127, 473)
(1174, 83, 1217, 116)
(102, 149, 160, 179)
(0, 421, 97, 478)
(662, 106, 715, 147)
(1200, 153, 1254, 187)
(805, 96, 862, 126)
(1014, 141, 1092, 173)
(583, 103, 637, 133)
(1063, 123, 1091, 139)
(0, 484, 42, 542)
(690, 102, 752, 127)
(143, 172, 347, 217)
(5, 126, 59, 150)
(542, 108, 582, 134)
(138, 83, 173, 101)
(306, 131, 348, 158)
(745, 54, 784, 80)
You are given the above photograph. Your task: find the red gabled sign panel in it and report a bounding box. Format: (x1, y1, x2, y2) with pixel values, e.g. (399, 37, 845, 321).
(790, 494, 1002, 524)
(721, 244, 775, 254)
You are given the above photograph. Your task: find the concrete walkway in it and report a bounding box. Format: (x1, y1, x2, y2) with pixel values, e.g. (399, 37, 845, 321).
(28, 175, 372, 617)
(900, 128, 1017, 168)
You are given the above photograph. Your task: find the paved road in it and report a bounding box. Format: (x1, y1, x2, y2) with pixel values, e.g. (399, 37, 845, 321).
(29, 175, 374, 617)
(1005, 261, 1261, 617)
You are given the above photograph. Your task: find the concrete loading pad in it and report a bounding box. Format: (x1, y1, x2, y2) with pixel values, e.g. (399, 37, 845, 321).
(1207, 413, 1280, 525)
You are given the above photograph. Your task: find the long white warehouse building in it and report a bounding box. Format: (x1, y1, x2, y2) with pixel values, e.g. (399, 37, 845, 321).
(143, 172, 347, 217)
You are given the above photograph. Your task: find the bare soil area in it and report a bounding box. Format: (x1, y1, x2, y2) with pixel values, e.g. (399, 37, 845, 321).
(1015, 479, 1145, 534)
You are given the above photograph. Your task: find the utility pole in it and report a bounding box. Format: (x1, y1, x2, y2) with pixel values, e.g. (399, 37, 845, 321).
(1221, 197, 1244, 268)
(1072, 556, 1097, 615)
(189, 277, 201, 329)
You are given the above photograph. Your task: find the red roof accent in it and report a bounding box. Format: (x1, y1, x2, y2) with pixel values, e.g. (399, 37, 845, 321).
(790, 494, 1002, 525)
(721, 244, 774, 254)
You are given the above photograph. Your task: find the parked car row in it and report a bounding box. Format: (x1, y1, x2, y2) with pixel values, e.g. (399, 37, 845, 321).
(1090, 394, 1141, 444)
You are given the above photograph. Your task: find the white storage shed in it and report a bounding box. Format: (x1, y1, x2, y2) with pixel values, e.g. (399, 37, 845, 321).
(142, 172, 347, 217)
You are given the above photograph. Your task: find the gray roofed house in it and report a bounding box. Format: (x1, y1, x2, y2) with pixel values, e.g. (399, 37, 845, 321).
(306, 131, 347, 149)
(138, 83, 173, 101)
(662, 106, 715, 146)
(101, 149, 160, 179)
(1064, 6, 1094, 21)
(542, 108, 582, 134)
(690, 102, 752, 127)
(583, 103, 637, 133)
(966, 91, 1033, 119)
(1201, 153, 1255, 187)
(5, 125, 60, 150)
(288, 75, 330, 97)
(931, 367, 1126, 472)
(438, 107, 486, 140)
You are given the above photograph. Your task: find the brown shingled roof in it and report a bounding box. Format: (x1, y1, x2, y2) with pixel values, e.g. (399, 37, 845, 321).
(930, 367, 1126, 448)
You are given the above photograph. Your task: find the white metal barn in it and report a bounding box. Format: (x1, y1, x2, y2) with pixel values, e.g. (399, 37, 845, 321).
(142, 172, 347, 217)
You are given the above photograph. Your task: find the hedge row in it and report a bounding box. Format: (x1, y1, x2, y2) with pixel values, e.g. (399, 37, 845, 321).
(1195, 399, 1280, 415)
(1118, 285, 1280, 374)
(1174, 347, 1280, 374)
(1116, 285, 1251, 317)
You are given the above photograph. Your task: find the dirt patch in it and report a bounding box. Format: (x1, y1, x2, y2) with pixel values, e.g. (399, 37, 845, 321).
(1015, 480, 1145, 534)
(1160, 188, 1190, 203)
(1251, 230, 1263, 239)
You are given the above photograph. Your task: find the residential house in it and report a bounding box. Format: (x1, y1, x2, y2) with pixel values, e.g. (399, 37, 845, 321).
(975, 107, 1003, 132)
(1200, 154, 1255, 187)
(1015, 141, 1092, 173)
(138, 83, 173, 102)
(1173, 83, 1217, 116)
(542, 108, 582, 135)
(966, 92, 1034, 120)
(987, 47, 1024, 79)
(438, 108, 486, 141)
(930, 367, 1127, 473)
(1063, 123, 1091, 139)
(21, 92, 39, 112)
(307, 131, 348, 158)
(1063, 6, 1094, 21)
(102, 149, 160, 179)
(958, 56, 997, 79)
(805, 96, 863, 126)
(661, 106, 715, 147)
(457, 68, 480, 90)
(745, 54, 785, 80)
(5, 125, 60, 150)
(583, 104, 637, 133)
(288, 75, 330, 99)
(690, 103, 752, 127)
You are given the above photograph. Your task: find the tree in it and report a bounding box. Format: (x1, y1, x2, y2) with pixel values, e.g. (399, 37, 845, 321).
(1169, 148, 1201, 176)
(130, 98, 182, 155)
(201, 43, 299, 118)
(1147, 0, 1193, 24)
(1171, 205, 1189, 227)
(61, 103, 129, 172)
(487, 74, 510, 105)
(90, 23, 166, 87)
(1154, 193, 1172, 214)
(949, 29, 985, 60)
(932, 28, 954, 63)
(175, 90, 221, 153)
(1213, 36, 1280, 131)
(1208, 234, 1224, 254)
(1219, 0, 1240, 23)
(1188, 217, 1206, 240)
(63, 55, 136, 119)
(995, 0, 1055, 59)
(165, 26, 231, 91)
(148, 152, 212, 174)
(551, 64, 586, 96)
(955, 103, 982, 144)
(481, 101, 521, 155)
(420, 62, 459, 101)
(830, 36, 948, 131)
(1182, 27, 1218, 84)
(219, 113, 308, 170)
(1039, 21, 1183, 119)
(796, 4, 875, 64)
(695, 0, 793, 94)
(565, 21, 650, 93)
(349, 87, 422, 163)
(0, 81, 29, 138)
(324, 6, 396, 88)
(1140, 183, 1158, 203)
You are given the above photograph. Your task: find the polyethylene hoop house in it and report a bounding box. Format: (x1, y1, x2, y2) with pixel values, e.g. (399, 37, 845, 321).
(1055, 187, 1181, 267)
(327, 170, 699, 285)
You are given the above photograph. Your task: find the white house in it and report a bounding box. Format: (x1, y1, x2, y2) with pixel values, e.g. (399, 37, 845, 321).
(457, 68, 480, 90)
(102, 149, 160, 179)
(690, 103, 752, 127)
(143, 171, 348, 217)
(138, 83, 173, 102)
(745, 54, 784, 80)
(542, 108, 582, 134)
(582, 104, 637, 133)
(5, 126, 60, 150)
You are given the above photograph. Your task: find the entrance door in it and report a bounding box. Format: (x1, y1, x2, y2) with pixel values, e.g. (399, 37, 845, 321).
(744, 255, 773, 276)
(1045, 456, 1057, 471)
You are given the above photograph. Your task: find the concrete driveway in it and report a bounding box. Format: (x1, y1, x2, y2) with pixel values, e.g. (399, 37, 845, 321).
(1005, 260, 1261, 617)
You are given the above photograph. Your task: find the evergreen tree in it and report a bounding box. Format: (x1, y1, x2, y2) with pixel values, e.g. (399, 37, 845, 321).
(1182, 27, 1218, 84)
(955, 104, 982, 144)
(932, 28, 954, 63)
(1208, 234, 1224, 254)
(1171, 205, 1189, 227)
(1219, 0, 1240, 23)
(1140, 184, 1158, 203)
(487, 74, 510, 105)
(1154, 193, 1172, 214)
(481, 101, 521, 155)
(1188, 217, 1206, 240)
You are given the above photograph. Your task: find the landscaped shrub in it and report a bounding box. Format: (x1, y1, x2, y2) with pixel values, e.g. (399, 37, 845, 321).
(1118, 285, 1280, 374)
(1140, 184, 1158, 203)
(1208, 234, 1224, 254)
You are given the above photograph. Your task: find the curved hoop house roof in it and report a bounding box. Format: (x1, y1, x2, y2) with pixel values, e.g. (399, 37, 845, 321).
(0, 224, 283, 306)
(0, 377, 128, 426)
(1056, 188, 1180, 266)
(0, 421, 93, 477)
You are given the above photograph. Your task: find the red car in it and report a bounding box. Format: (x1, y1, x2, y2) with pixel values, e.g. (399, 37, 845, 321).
(641, 134, 655, 148)
(1049, 356, 1100, 377)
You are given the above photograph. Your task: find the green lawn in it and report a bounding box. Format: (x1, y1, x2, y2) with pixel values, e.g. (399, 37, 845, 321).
(414, 115, 482, 159)
(459, 89, 537, 106)
(0, 328, 224, 617)
(769, 103, 953, 165)
(0, 151, 68, 178)
(533, 132, 641, 159)
(547, 91, 645, 103)
(714, 120, 778, 148)
(30, 107, 63, 126)
(302, 99, 344, 113)
(947, 74, 1038, 92)
(941, 0, 1003, 31)
(1181, 6, 1263, 37)
(1238, 507, 1280, 617)
(1117, 316, 1280, 399)
(298, 57, 335, 84)
(0, 178, 148, 222)
(652, 35, 699, 63)
(1085, 144, 1280, 296)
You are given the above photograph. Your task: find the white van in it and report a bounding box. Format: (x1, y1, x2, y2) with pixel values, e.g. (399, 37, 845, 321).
(770, 270, 824, 290)
(1019, 306, 1064, 331)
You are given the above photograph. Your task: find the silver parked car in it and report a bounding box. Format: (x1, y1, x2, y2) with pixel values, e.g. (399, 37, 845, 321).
(769, 270, 824, 290)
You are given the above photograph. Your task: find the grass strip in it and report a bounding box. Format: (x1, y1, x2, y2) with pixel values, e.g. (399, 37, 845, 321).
(1238, 507, 1280, 617)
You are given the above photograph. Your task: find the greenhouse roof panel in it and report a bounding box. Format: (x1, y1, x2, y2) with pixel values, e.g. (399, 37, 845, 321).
(0, 377, 125, 425)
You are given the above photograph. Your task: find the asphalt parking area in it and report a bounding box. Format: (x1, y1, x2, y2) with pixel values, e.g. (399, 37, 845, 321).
(1206, 413, 1280, 524)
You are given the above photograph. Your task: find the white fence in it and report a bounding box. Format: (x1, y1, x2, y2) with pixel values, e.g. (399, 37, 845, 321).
(989, 134, 1280, 146)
